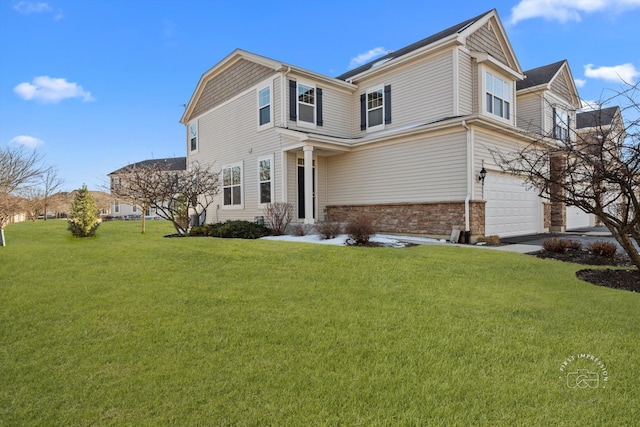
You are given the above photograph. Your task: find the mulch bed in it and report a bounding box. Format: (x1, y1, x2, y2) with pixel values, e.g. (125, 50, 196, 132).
(532, 248, 639, 292)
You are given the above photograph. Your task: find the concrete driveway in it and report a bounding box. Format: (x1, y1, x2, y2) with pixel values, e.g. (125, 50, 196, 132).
(499, 226, 624, 254)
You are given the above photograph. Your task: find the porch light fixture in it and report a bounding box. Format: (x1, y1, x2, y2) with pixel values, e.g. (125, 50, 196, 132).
(478, 167, 487, 184)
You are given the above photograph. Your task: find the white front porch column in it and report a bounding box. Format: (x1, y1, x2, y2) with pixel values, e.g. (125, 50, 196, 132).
(303, 145, 315, 225)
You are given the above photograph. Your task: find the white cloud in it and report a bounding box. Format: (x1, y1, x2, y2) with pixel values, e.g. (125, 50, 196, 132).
(14, 76, 95, 103)
(349, 47, 387, 69)
(13, 1, 63, 20)
(584, 63, 640, 84)
(509, 0, 640, 24)
(9, 135, 44, 148)
(580, 100, 601, 111)
(574, 78, 587, 88)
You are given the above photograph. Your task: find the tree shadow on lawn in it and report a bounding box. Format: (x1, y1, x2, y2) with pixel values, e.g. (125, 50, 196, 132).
(532, 249, 639, 292)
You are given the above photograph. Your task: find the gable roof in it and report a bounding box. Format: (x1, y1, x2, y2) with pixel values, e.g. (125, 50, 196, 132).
(337, 10, 495, 81)
(516, 60, 566, 91)
(109, 157, 186, 175)
(576, 106, 620, 129)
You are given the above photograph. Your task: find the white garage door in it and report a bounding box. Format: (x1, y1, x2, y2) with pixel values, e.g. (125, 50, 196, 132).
(485, 173, 541, 237)
(566, 205, 593, 230)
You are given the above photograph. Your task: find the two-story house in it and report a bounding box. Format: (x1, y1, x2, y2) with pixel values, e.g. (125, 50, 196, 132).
(180, 9, 582, 240)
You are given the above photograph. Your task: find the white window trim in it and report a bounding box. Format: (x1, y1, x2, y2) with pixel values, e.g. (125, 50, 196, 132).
(366, 86, 385, 133)
(222, 162, 244, 209)
(257, 154, 274, 208)
(296, 79, 316, 129)
(257, 79, 273, 131)
(481, 66, 512, 124)
(554, 107, 569, 141)
(188, 121, 198, 154)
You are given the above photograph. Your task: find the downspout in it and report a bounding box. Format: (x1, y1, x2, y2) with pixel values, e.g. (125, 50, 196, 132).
(462, 119, 472, 243)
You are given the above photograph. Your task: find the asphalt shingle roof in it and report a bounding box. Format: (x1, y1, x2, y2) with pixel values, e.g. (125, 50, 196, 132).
(516, 60, 566, 91)
(576, 106, 619, 129)
(336, 10, 494, 81)
(109, 157, 186, 175)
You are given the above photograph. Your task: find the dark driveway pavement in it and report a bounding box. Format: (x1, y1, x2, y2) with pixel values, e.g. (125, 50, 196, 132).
(501, 226, 632, 251)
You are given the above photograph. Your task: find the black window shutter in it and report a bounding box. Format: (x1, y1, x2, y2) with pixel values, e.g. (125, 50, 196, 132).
(384, 85, 392, 124)
(552, 107, 557, 139)
(289, 80, 297, 121)
(360, 94, 366, 130)
(567, 115, 571, 142)
(316, 87, 323, 126)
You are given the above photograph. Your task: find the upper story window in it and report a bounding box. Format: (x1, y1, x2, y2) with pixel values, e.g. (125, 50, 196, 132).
(297, 83, 315, 124)
(554, 108, 569, 141)
(223, 163, 243, 207)
(360, 85, 391, 132)
(258, 85, 271, 127)
(485, 72, 510, 120)
(289, 80, 323, 128)
(189, 123, 198, 152)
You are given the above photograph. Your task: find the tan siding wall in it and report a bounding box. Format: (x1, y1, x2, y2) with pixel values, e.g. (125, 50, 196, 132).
(189, 59, 275, 121)
(286, 76, 352, 137)
(327, 130, 467, 205)
(352, 50, 455, 136)
(466, 23, 508, 66)
(516, 92, 543, 135)
(459, 50, 474, 115)
(190, 84, 285, 223)
(550, 70, 572, 105)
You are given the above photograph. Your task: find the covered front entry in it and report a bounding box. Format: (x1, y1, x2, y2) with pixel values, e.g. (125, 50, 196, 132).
(485, 172, 541, 237)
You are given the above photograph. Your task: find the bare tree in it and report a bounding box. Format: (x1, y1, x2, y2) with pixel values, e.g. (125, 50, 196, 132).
(494, 82, 640, 268)
(0, 146, 49, 246)
(112, 161, 220, 235)
(41, 169, 64, 220)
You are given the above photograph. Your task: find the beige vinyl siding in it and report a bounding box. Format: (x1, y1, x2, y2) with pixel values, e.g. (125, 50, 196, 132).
(465, 21, 510, 68)
(550, 70, 573, 105)
(327, 130, 467, 205)
(516, 92, 544, 135)
(352, 50, 455, 135)
(191, 83, 283, 223)
(286, 151, 297, 209)
(458, 50, 474, 116)
(286, 76, 352, 137)
(473, 129, 535, 200)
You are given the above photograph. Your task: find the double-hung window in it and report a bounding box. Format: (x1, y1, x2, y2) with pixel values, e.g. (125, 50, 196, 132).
(367, 89, 384, 128)
(189, 123, 198, 152)
(485, 72, 510, 120)
(258, 156, 273, 205)
(360, 85, 391, 131)
(554, 108, 569, 141)
(223, 164, 242, 207)
(258, 85, 271, 127)
(297, 83, 315, 125)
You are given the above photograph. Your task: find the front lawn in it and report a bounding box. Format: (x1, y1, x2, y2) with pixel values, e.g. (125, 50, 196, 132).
(1, 220, 638, 425)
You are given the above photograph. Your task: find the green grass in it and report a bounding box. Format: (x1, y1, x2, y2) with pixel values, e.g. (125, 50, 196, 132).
(1, 220, 638, 425)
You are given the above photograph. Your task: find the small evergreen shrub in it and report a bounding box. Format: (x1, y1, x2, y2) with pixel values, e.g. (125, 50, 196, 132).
(345, 214, 375, 245)
(316, 221, 342, 239)
(204, 220, 270, 239)
(67, 185, 101, 238)
(188, 226, 207, 237)
(587, 241, 617, 259)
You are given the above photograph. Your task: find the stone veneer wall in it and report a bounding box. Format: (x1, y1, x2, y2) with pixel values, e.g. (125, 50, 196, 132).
(326, 201, 486, 238)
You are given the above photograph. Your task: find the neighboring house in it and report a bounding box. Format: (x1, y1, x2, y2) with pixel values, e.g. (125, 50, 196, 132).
(108, 157, 186, 219)
(179, 9, 586, 239)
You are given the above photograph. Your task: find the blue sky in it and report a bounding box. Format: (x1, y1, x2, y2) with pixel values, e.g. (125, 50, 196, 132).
(1, 0, 639, 191)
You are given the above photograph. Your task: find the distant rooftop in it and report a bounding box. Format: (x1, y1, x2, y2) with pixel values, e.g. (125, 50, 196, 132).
(516, 60, 566, 91)
(109, 157, 186, 175)
(576, 106, 619, 129)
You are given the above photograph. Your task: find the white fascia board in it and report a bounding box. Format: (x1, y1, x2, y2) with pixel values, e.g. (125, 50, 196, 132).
(471, 52, 524, 80)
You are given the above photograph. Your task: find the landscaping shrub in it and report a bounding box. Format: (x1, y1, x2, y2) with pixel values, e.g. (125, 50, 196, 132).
(476, 235, 501, 246)
(188, 226, 207, 237)
(205, 220, 270, 239)
(345, 214, 376, 245)
(316, 221, 342, 239)
(290, 223, 311, 236)
(67, 185, 101, 238)
(264, 202, 293, 236)
(543, 238, 582, 253)
(588, 240, 617, 259)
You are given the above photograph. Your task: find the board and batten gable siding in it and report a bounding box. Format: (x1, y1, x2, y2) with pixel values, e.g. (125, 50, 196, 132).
(550, 69, 574, 106)
(286, 76, 352, 137)
(465, 21, 511, 68)
(516, 91, 544, 135)
(187, 59, 276, 122)
(190, 79, 283, 223)
(352, 49, 455, 136)
(326, 130, 467, 205)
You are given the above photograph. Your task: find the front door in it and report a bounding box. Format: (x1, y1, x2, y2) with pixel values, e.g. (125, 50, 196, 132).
(297, 159, 315, 219)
